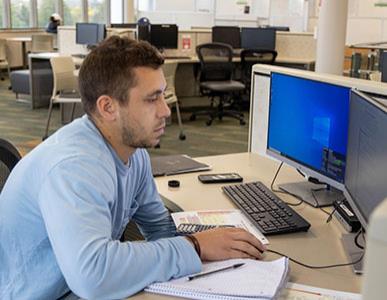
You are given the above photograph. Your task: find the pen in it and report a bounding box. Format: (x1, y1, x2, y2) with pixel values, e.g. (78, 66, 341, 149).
(188, 263, 245, 281)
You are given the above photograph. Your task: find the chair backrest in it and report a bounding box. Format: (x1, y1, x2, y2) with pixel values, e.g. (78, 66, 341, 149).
(162, 62, 178, 104)
(0, 39, 8, 61)
(49, 56, 78, 98)
(196, 43, 234, 82)
(31, 34, 54, 53)
(0, 138, 21, 193)
(240, 49, 277, 84)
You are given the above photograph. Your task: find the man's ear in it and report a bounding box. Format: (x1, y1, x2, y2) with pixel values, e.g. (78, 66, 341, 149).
(95, 95, 118, 121)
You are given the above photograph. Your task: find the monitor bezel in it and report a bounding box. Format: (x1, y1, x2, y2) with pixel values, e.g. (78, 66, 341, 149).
(149, 24, 178, 49)
(343, 89, 387, 230)
(212, 26, 241, 49)
(76, 22, 105, 46)
(240, 27, 276, 50)
(266, 72, 350, 191)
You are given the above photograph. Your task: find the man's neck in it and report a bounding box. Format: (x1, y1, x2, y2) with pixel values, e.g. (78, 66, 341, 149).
(89, 116, 135, 164)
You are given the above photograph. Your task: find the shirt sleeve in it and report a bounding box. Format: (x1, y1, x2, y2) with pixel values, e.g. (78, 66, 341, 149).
(132, 150, 179, 240)
(37, 156, 201, 300)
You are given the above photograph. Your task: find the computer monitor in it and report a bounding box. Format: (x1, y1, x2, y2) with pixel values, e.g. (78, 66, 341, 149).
(344, 90, 387, 230)
(76, 23, 106, 46)
(150, 24, 178, 50)
(267, 72, 350, 206)
(264, 26, 290, 32)
(212, 26, 241, 49)
(380, 51, 387, 83)
(110, 23, 137, 28)
(241, 27, 276, 50)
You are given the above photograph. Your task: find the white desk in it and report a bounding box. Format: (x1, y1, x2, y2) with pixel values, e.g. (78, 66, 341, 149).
(128, 152, 361, 299)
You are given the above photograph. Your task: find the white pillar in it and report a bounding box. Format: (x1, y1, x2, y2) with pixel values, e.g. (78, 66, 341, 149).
(315, 0, 348, 75)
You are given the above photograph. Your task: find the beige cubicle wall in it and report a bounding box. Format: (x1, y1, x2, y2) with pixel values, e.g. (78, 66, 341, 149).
(57, 26, 136, 56)
(248, 64, 387, 157)
(56, 28, 317, 99)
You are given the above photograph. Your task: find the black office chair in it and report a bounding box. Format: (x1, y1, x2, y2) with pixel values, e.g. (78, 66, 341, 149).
(240, 49, 277, 95)
(191, 43, 246, 126)
(0, 138, 21, 193)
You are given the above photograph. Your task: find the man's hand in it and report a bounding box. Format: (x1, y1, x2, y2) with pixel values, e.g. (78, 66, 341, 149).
(191, 227, 266, 261)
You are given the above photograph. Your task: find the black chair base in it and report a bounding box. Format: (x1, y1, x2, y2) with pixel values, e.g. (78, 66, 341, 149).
(190, 107, 245, 126)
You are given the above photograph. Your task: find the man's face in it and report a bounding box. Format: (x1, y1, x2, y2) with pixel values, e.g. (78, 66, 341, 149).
(117, 66, 170, 149)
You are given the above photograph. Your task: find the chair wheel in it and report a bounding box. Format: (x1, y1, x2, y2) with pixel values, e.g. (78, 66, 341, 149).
(179, 133, 186, 140)
(189, 114, 196, 121)
(240, 120, 246, 125)
(206, 120, 212, 126)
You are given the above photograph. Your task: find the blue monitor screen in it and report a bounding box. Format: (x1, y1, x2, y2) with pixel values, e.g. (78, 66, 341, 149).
(268, 72, 350, 183)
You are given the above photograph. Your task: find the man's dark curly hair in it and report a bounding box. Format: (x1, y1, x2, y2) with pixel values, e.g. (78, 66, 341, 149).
(78, 36, 164, 115)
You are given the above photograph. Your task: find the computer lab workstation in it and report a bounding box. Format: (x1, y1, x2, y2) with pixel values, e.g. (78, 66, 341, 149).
(138, 65, 387, 299)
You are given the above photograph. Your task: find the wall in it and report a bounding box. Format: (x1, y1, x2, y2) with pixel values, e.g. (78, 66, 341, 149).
(136, 0, 309, 31)
(308, 0, 387, 45)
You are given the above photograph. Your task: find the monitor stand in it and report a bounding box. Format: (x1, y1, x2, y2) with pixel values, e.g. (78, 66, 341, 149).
(341, 233, 364, 274)
(278, 181, 343, 207)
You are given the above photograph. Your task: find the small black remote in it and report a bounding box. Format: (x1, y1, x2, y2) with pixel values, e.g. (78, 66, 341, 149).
(198, 173, 243, 184)
(177, 223, 235, 234)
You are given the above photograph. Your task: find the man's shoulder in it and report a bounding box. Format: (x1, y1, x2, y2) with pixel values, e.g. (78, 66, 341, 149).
(30, 118, 114, 169)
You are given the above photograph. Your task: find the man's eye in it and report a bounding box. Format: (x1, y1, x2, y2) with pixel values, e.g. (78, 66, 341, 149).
(147, 96, 158, 102)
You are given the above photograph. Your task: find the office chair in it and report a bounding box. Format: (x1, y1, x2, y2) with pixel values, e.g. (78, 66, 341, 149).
(0, 39, 11, 81)
(191, 43, 246, 126)
(240, 49, 277, 95)
(162, 62, 186, 140)
(31, 34, 54, 53)
(43, 56, 82, 140)
(0, 138, 21, 193)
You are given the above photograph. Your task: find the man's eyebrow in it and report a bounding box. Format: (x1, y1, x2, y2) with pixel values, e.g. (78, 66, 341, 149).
(146, 89, 164, 97)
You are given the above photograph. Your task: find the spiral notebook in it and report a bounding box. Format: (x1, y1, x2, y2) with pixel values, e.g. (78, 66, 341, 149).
(145, 257, 289, 300)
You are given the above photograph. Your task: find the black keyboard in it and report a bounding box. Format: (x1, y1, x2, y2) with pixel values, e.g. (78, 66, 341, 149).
(222, 181, 311, 235)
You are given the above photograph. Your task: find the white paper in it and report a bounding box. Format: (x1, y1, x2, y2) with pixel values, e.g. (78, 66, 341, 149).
(147, 257, 289, 300)
(279, 282, 362, 300)
(172, 209, 269, 245)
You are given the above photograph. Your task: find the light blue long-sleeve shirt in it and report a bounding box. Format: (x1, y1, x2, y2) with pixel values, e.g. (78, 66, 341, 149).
(0, 116, 201, 300)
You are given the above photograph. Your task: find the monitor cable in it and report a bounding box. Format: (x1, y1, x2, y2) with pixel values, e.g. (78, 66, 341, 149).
(267, 230, 365, 269)
(270, 162, 335, 214)
(270, 162, 304, 206)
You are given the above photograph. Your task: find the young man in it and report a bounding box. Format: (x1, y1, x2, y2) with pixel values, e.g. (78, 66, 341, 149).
(0, 36, 265, 299)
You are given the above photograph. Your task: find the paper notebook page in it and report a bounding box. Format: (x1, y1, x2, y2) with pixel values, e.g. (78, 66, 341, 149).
(148, 257, 288, 298)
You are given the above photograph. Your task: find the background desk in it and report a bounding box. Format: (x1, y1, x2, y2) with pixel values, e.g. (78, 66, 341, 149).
(131, 152, 361, 299)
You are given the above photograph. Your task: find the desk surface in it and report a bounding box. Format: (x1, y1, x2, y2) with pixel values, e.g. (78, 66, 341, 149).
(131, 152, 361, 299)
(165, 56, 315, 66)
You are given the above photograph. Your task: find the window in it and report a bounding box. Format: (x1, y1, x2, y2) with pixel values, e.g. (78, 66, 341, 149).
(63, 0, 82, 25)
(37, 0, 55, 28)
(11, 0, 30, 28)
(0, 1, 3, 28)
(88, 0, 106, 23)
(110, 1, 123, 24)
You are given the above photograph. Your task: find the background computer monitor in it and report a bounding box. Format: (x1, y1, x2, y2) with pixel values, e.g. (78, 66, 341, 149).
(263, 25, 290, 32)
(212, 26, 241, 49)
(267, 72, 350, 202)
(110, 23, 137, 28)
(380, 51, 387, 83)
(241, 27, 276, 50)
(344, 90, 387, 229)
(150, 24, 178, 49)
(76, 23, 106, 46)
